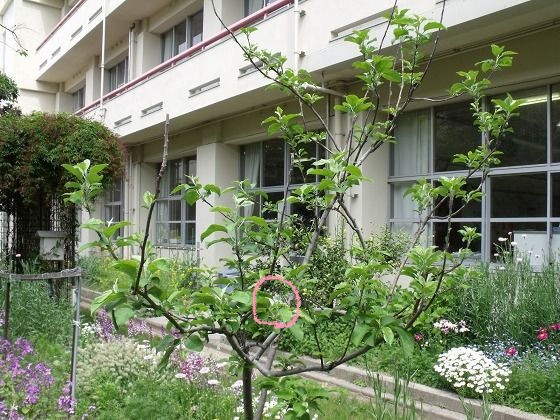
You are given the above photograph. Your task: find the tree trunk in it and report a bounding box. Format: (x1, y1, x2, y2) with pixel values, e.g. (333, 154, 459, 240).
(242, 364, 254, 420)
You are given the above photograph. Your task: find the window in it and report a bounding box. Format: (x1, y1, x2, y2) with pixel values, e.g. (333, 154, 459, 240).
(434, 101, 480, 172)
(104, 177, 124, 237)
(72, 87, 85, 112)
(189, 10, 203, 47)
(240, 139, 323, 224)
(552, 84, 560, 163)
(389, 84, 560, 260)
(244, 0, 279, 16)
(161, 10, 203, 62)
(156, 158, 197, 246)
(492, 87, 548, 167)
(108, 58, 128, 92)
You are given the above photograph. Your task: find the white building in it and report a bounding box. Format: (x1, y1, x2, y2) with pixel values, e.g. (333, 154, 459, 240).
(1, 0, 560, 267)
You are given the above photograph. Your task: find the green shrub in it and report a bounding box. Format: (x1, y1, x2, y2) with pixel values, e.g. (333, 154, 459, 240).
(0, 281, 72, 346)
(499, 359, 560, 417)
(448, 260, 560, 345)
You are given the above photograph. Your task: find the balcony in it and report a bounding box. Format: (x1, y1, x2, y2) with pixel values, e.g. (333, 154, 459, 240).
(75, 0, 551, 143)
(78, 0, 298, 142)
(36, 0, 171, 82)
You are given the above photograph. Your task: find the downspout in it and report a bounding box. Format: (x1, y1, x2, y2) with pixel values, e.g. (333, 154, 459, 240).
(293, 0, 299, 72)
(98, 0, 107, 120)
(0, 13, 5, 73)
(128, 22, 135, 81)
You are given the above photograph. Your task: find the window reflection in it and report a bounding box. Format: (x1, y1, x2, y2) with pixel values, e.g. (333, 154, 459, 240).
(492, 87, 548, 167)
(434, 102, 480, 172)
(491, 173, 547, 218)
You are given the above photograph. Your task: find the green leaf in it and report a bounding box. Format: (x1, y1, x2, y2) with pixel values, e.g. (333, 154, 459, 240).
(382, 326, 395, 345)
(423, 21, 445, 32)
(61, 163, 82, 180)
(114, 307, 135, 327)
(204, 184, 221, 196)
(394, 327, 415, 358)
(246, 216, 268, 228)
(185, 188, 200, 205)
(147, 258, 170, 274)
(184, 334, 204, 352)
(91, 290, 124, 315)
(231, 291, 252, 305)
(288, 323, 304, 341)
(104, 221, 131, 238)
(143, 191, 155, 209)
(351, 323, 370, 347)
(113, 259, 139, 280)
(201, 224, 228, 241)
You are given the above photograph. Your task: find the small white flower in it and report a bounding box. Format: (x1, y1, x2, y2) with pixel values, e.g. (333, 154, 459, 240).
(232, 380, 243, 389)
(498, 237, 507, 242)
(498, 266, 505, 270)
(199, 367, 210, 374)
(510, 241, 517, 246)
(175, 373, 187, 379)
(15, 253, 21, 258)
(207, 379, 220, 386)
(507, 231, 512, 236)
(143, 354, 154, 360)
(216, 362, 228, 368)
(516, 257, 522, 262)
(493, 253, 499, 257)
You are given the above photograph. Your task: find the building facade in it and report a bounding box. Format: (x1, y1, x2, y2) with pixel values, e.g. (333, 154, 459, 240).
(1, 0, 559, 267)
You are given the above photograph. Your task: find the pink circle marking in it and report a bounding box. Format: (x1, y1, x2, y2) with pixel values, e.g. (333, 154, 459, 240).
(252, 275, 301, 329)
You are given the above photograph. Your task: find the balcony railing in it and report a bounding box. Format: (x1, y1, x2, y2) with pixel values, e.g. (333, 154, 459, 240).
(36, 0, 88, 52)
(76, 0, 295, 116)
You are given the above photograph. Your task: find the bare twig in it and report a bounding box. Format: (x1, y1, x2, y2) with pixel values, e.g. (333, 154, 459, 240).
(133, 114, 170, 294)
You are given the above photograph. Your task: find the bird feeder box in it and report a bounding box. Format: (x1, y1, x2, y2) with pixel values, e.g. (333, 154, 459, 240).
(36, 231, 66, 261)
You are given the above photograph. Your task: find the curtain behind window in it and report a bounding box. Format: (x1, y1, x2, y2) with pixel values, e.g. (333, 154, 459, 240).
(392, 109, 430, 177)
(245, 0, 264, 16)
(242, 143, 261, 216)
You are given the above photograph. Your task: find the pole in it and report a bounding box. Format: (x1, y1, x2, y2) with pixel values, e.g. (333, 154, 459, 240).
(2, 275, 10, 339)
(99, 0, 107, 119)
(69, 274, 81, 401)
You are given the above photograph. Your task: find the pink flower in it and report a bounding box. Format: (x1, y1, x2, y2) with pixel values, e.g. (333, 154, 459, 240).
(505, 347, 517, 357)
(537, 328, 548, 341)
(414, 333, 423, 342)
(549, 323, 560, 331)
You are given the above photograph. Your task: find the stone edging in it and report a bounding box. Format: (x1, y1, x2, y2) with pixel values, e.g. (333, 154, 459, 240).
(80, 287, 549, 420)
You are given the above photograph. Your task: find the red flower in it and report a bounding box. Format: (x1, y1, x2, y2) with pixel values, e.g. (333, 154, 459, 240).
(537, 327, 548, 341)
(505, 347, 518, 357)
(549, 323, 560, 331)
(414, 333, 424, 342)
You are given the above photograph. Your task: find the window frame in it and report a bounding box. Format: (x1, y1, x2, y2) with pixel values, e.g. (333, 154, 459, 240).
(108, 57, 128, 92)
(155, 157, 197, 247)
(104, 177, 124, 238)
(72, 86, 85, 112)
(240, 138, 323, 224)
(389, 84, 560, 261)
(161, 9, 204, 63)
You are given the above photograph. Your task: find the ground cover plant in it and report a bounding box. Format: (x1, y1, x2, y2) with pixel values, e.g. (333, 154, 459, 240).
(64, 2, 525, 417)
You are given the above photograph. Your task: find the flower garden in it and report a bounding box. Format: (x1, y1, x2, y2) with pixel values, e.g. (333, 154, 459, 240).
(2, 238, 560, 419)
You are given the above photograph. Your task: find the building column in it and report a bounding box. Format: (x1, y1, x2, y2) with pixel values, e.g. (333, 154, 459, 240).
(196, 138, 239, 268)
(85, 56, 101, 103)
(203, 0, 244, 40)
(134, 20, 161, 75)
